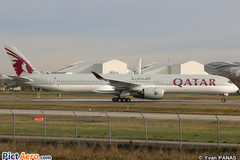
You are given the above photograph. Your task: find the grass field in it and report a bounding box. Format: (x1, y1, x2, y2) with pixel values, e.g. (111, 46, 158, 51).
(1, 140, 239, 160)
(1, 116, 240, 144)
(0, 92, 239, 159)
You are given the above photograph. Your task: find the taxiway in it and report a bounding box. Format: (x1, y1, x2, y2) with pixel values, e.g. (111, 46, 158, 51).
(0, 97, 240, 105)
(1, 108, 240, 122)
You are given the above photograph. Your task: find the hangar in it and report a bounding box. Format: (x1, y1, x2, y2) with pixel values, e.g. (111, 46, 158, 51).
(142, 61, 208, 75)
(52, 59, 240, 75)
(54, 60, 133, 74)
(205, 62, 240, 75)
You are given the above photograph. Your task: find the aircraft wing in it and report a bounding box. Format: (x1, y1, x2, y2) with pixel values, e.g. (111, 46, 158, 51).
(92, 71, 141, 91)
(6, 75, 33, 82)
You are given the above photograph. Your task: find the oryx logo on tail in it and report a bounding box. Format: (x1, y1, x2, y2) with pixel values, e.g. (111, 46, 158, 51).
(5, 47, 34, 76)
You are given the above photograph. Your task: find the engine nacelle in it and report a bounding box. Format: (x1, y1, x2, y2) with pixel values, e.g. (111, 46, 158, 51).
(133, 87, 164, 100)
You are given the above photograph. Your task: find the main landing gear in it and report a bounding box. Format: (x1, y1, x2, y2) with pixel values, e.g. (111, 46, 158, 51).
(112, 97, 131, 102)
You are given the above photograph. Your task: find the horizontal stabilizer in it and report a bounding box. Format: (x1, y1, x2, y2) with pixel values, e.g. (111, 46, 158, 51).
(6, 75, 33, 82)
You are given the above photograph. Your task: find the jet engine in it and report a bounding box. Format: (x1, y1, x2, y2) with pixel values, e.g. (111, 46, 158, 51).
(133, 87, 164, 100)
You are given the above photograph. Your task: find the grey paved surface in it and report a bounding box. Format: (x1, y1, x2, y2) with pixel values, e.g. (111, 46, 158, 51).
(0, 135, 239, 148)
(0, 97, 240, 105)
(1, 108, 240, 122)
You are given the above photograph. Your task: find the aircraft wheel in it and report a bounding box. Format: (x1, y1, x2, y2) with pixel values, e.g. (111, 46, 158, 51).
(121, 98, 125, 102)
(222, 99, 226, 102)
(112, 98, 117, 102)
(125, 98, 131, 102)
(117, 98, 121, 102)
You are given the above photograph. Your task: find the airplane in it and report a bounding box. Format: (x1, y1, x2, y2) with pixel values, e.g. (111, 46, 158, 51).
(4, 45, 239, 102)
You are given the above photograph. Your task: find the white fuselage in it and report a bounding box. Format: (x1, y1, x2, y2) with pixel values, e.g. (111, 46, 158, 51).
(23, 73, 238, 95)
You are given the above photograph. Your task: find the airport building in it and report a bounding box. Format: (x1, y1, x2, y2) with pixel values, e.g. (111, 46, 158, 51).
(140, 59, 240, 75)
(141, 61, 208, 75)
(53, 59, 240, 75)
(204, 62, 240, 75)
(54, 60, 133, 74)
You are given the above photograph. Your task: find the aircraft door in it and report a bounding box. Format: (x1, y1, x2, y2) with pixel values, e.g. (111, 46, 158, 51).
(48, 78, 53, 85)
(164, 78, 169, 85)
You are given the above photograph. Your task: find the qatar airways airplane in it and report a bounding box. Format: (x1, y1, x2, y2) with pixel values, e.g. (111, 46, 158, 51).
(4, 46, 239, 102)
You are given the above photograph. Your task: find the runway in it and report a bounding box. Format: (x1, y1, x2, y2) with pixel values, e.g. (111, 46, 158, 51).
(0, 97, 240, 105)
(1, 108, 240, 122)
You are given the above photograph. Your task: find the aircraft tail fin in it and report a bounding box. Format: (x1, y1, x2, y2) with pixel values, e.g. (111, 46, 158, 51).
(4, 46, 40, 76)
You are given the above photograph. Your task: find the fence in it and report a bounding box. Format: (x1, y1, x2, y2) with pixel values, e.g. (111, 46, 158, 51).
(0, 108, 239, 149)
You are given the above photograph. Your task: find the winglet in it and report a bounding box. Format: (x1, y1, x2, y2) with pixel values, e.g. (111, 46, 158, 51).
(91, 71, 104, 80)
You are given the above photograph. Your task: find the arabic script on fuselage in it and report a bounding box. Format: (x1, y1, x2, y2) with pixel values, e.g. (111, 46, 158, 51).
(131, 77, 151, 81)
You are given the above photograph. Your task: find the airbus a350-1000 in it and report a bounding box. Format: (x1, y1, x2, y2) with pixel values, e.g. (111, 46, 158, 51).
(4, 46, 239, 102)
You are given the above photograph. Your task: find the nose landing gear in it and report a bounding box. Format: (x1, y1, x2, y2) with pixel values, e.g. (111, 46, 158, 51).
(222, 94, 228, 102)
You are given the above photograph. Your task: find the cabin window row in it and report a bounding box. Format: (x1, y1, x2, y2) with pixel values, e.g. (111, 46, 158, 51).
(55, 80, 159, 84)
(56, 80, 101, 83)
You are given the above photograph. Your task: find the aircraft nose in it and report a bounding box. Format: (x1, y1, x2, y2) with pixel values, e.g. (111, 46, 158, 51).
(234, 85, 239, 93)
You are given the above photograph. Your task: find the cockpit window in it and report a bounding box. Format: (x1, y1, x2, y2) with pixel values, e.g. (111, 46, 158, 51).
(228, 80, 233, 84)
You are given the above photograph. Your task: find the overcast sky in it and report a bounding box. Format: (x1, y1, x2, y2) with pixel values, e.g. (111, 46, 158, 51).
(1, 1, 240, 75)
